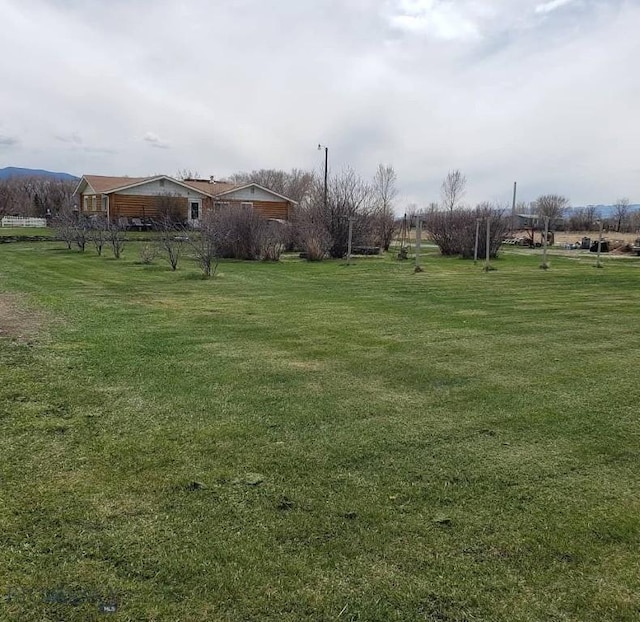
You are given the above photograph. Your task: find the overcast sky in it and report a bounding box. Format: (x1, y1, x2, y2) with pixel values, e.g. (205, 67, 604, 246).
(0, 0, 638, 207)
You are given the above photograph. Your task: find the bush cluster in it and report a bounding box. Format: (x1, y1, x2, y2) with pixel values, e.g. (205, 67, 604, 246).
(424, 205, 508, 259)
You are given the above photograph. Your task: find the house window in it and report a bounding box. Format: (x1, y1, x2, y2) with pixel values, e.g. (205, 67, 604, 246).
(240, 202, 253, 209)
(159, 179, 165, 188)
(83, 196, 89, 211)
(214, 201, 230, 210)
(102, 196, 108, 212)
(91, 196, 97, 211)
(190, 201, 200, 220)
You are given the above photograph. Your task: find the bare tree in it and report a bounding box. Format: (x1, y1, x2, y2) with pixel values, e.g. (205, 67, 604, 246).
(441, 170, 467, 212)
(73, 215, 90, 252)
(230, 168, 315, 205)
(189, 211, 225, 277)
(176, 169, 201, 181)
(372, 164, 398, 251)
(107, 222, 126, 259)
(585, 205, 600, 230)
(326, 168, 374, 258)
(534, 194, 569, 226)
(158, 219, 184, 270)
(87, 216, 108, 256)
(51, 210, 77, 250)
(0, 175, 76, 217)
(613, 198, 630, 232)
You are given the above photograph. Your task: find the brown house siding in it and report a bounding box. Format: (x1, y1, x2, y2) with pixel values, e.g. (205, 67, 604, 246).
(211, 200, 291, 220)
(79, 192, 292, 222)
(252, 200, 291, 220)
(110, 194, 188, 219)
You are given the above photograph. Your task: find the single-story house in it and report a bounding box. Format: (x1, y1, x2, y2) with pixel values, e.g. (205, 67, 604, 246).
(73, 174, 296, 225)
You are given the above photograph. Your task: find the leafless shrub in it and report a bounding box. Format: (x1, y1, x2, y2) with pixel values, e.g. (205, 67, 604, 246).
(87, 216, 108, 256)
(189, 212, 225, 277)
(155, 193, 186, 226)
(260, 222, 287, 261)
(158, 219, 184, 270)
(297, 168, 375, 259)
(211, 205, 268, 260)
(108, 222, 126, 259)
(51, 210, 77, 250)
(425, 204, 508, 259)
(138, 243, 157, 264)
(73, 215, 92, 252)
(293, 210, 331, 261)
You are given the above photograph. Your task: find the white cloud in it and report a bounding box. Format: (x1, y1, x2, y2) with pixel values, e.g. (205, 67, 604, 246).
(143, 132, 171, 150)
(0, 133, 18, 147)
(0, 0, 637, 206)
(389, 0, 481, 40)
(535, 0, 577, 15)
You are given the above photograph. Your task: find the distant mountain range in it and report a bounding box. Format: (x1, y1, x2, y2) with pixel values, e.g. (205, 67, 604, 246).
(0, 167, 79, 181)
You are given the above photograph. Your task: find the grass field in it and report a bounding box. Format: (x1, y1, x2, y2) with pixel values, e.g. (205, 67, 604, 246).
(0, 227, 53, 237)
(1, 241, 640, 621)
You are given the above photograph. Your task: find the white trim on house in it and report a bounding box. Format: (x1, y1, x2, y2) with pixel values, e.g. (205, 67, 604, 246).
(188, 198, 202, 223)
(73, 178, 95, 196)
(212, 183, 297, 204)
(105, 175, 212, 198)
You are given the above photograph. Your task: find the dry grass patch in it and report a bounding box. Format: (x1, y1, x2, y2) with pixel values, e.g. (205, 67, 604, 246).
(0, 292, 48, 342)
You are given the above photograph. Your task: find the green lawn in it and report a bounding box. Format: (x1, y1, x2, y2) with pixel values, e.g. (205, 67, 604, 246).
(1, 242, 639, 621)
(0, 227, 53, 237)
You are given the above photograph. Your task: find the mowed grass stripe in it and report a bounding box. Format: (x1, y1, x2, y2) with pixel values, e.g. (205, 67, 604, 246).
(0, 242, 639, 620)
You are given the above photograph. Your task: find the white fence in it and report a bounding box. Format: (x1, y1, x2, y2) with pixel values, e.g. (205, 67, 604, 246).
(1, 216, 48, 228)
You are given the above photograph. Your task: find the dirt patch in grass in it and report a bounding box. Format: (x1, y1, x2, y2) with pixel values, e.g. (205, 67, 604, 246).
(0, 292, 47, 342)
(554, 231, 639, 246)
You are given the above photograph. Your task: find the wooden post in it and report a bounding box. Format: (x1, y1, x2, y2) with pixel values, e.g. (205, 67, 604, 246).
(347, 217, 354, 264)
(541, 216, 549, 269)
(596, 219, 604, 268)
(484, 218, 491, 271)
(415, 216, 423, 272)
(474, 218, 481, 265)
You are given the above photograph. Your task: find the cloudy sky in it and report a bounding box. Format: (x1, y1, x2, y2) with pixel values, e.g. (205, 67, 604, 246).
(0, 0, 638, 208)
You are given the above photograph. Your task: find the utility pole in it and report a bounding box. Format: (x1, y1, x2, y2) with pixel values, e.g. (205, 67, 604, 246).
(474, 218, 481, 265)
(318, 144, 328, 212)
(511, 181, 517, 232)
